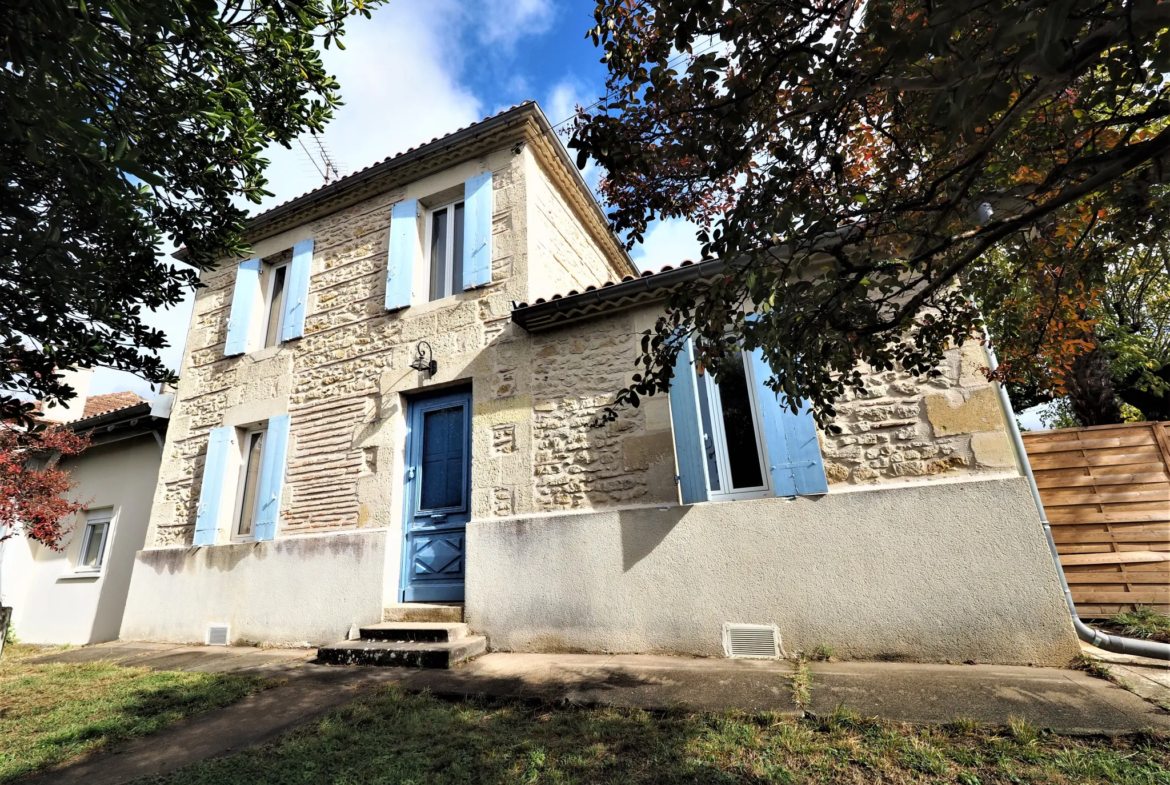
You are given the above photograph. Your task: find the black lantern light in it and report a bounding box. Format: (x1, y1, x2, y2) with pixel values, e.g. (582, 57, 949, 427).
(410, 340, 437, 375)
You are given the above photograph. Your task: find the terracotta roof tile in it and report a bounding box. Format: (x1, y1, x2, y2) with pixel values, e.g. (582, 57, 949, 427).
(516, 260, 701, 309)
(82, 392, 148, 419)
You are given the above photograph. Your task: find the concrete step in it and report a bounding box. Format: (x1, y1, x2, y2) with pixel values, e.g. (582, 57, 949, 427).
(317, 636, 486, 669)
(383, 603, 464, 623)
(359, 622, 468, 643)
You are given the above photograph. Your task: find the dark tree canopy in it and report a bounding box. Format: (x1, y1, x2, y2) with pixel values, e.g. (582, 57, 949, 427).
(1, 0, 381, 423)
(571, 0, 1170, 425)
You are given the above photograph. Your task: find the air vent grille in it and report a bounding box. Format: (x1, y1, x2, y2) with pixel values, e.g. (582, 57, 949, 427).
(206, 624, 230, 646)
(723, 623, 782, 659)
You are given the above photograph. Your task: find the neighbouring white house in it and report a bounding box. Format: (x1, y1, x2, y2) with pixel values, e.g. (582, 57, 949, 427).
(1, 379, 172, 646)
(116, 102, 1080, 665)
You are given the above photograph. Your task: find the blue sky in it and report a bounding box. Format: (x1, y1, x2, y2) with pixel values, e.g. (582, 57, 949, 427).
(90, 0, 700, 400)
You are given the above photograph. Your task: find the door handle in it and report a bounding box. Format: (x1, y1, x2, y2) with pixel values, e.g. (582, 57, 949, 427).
(430, 513, 447, 520)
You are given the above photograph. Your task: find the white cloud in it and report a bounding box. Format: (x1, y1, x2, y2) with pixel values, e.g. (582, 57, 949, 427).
(631, 218, 706, 272)
(478, 0, 555, 48)
(256, 2, 483, 211)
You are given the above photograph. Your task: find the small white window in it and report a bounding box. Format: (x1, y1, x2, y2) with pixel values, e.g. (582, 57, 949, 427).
(695, 351, 773, 500)
(261, 261, 290, 348)
(76, 509, 113, 572)
(232, 426, 268, 541)
(426, 200, 465, 301)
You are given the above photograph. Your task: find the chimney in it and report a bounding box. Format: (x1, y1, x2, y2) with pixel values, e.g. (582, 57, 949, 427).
(41, 368, 95, 423)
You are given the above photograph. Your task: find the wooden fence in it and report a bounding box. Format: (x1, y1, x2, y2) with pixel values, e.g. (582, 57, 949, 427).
(1021, 421, 1170, 618)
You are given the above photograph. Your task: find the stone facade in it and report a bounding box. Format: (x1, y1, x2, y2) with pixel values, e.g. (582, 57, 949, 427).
(144, 121, 653, 552)
(819, 341, 1018, 486)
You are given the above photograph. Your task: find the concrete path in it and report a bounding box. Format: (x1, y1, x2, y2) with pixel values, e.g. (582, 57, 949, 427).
(27, 640, 314, 673)
(1080, 641, 1170, 711)
(23, 646, 1170, 784)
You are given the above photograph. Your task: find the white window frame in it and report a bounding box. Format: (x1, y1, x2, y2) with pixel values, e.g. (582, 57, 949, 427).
(425, 199, 464, 301)
(259, 259, 291, 349)
(74, 508, 114, 574)
(231, 425, 268, 543)
(700, 353, 773, 502)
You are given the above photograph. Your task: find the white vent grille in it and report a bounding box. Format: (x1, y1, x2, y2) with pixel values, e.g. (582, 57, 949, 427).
(723, 623, 782, 659)
(206, 624, 230, 646)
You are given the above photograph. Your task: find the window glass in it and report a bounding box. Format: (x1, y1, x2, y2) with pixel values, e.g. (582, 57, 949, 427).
(419, 405, 465, 511)
(694, 369, 722, 492)
(429, 207, 449, 301)
(236, 430, 265, 538)
(452, 202, 465, 293)
(717, 357, 765, 490)
(78, 513, 110, 570)
(264, 265, 287, 348)
(428, 202, 465, 301)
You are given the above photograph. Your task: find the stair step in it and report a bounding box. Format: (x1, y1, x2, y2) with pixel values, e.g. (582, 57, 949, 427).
(317, 636, 486, 669)
(383, 603, 464, 623)
(360, 622, 468, 643)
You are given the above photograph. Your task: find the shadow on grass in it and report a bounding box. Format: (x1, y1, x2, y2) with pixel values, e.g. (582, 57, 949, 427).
(150, 687, 1170, 785)
(0, 660, 270, 783)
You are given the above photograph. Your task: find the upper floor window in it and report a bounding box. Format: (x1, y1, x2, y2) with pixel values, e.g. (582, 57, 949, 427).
(262, 260, 290, 349)
(76, 508, 113, 572)
(694, 351, 772, 500)
(427, 200, 465, 301)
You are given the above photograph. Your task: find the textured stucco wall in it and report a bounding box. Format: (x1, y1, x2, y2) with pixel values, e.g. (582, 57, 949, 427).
(2, 436, 161, 645)
(467, 477, 1080, 665)
(120, 529, 386, 646)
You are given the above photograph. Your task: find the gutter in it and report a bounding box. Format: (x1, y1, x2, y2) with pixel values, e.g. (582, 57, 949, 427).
(986, 341, 1170, 661)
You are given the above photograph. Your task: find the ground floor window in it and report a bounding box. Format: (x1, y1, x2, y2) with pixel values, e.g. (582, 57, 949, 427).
(694, 351, 772, 500)
(233, 426, 268, 541)
(76, 508, 113, 571)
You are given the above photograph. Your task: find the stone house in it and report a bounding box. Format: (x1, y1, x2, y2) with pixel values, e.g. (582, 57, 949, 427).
(120, 102, 1079, 664)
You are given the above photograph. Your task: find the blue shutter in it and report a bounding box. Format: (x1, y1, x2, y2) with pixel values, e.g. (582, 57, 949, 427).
(194, 426, 235, 546)
(225, 258, 261, 356)
(281, 239, 313, 341)
(386, 200, 418, 311)
(462, 171, 492, 290)
(253, 414, 290, 542)
(668, 340, 710, 504)
(748, 349, 829, 496)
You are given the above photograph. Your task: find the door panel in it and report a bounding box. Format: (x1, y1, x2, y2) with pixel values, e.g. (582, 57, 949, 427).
(402, 387, 471, 602)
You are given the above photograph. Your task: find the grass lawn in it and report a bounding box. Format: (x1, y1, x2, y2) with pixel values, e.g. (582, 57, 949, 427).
(0, 644, 274, 782)
(155, 685, 1170, 785)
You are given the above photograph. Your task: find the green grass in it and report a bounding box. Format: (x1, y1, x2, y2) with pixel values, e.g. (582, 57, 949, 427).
(1102, 607, 1170, 644)
(151, 686, 1170, 785)
(0, 644, 273, 782)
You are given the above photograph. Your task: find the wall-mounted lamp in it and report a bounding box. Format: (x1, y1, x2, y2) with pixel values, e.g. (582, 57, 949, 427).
(410, 340, 437, 376)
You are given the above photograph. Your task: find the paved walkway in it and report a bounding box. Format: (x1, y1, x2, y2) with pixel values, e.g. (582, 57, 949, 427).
(1080, 641, 1170, 710)
(25, 644, 1170, 785)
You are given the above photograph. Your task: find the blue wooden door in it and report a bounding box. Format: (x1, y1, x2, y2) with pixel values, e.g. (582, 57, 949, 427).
(402, 387, 472, 602)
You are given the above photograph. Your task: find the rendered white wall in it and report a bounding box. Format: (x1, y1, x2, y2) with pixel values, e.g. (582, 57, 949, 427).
(1, 436, 161, 645)
(467, 477, 1081, 665)
(120, 529, 387, 646)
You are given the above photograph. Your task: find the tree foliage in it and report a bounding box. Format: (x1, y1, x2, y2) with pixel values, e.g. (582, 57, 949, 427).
(1, 0, 382, 423)
(570, 0, 1170, 424)
(0, 425, 91, 550)
(984, 229, 1170, 426)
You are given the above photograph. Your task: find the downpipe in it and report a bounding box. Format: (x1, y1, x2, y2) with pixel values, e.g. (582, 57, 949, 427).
(983, 341, 1170, 661)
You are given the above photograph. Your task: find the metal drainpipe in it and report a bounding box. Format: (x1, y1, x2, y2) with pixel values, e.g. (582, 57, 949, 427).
(984, 341, 1170, 660)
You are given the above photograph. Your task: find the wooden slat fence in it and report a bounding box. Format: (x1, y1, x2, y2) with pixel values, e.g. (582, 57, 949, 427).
(1022, 420, 1170, 618)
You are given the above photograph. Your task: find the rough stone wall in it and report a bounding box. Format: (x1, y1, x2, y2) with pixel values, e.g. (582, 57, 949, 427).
(527, 154, 633, 297)
(819, 342, 1018, 486)
(528, 310, 677, 511)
